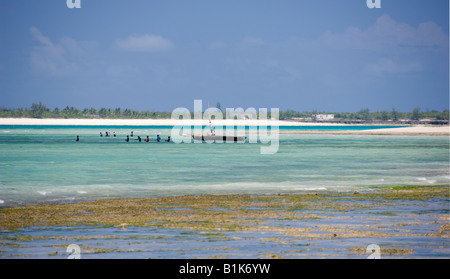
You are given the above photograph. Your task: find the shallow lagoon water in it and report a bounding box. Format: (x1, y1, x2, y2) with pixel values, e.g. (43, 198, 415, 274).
(0, 127, 448, 205)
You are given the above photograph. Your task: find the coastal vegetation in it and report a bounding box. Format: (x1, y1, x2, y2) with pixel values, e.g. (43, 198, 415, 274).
(0, 102, 448, 122)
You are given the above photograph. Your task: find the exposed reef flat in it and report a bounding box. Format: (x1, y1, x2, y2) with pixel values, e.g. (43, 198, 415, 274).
(1, 186, 448, 258)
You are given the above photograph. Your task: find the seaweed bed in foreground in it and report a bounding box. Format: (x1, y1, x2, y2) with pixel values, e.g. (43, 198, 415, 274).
(0, 186, 449, 259)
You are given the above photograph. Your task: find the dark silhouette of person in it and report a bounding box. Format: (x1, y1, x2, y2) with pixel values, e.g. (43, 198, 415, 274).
(165, 136, 171, 142)
(76, 136, 79, 142)
(138, 136, 141, 142)
(146, 136, 149, 142)
(126, 135, 129, 142)
(156, 135, 161, 142)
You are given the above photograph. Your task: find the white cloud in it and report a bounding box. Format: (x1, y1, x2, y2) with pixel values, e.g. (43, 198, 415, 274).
(30, 27, 68, 76)
(364, 58, 421, 75)
(29, 26, 99, 77)
(30, 26, 53, 47)
(322, 14, 448, 51)
(241, 36, 265, 47)
(115, 34, 174, 52)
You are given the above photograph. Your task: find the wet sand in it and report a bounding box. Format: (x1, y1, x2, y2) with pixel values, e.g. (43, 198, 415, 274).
(0, 186, 448, 258)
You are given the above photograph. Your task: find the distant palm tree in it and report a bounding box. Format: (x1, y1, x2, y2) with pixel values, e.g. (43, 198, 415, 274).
(30, 102, 48, 118)
(411, 106, 420, 120)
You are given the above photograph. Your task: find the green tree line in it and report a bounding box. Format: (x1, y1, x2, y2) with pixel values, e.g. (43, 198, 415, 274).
(0, 102, 172, 119)
(279, 107, 448, 121)
(0, 103, 448, 121)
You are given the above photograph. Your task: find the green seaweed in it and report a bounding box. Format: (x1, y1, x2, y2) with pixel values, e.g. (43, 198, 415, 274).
(0, 186, 448, 237)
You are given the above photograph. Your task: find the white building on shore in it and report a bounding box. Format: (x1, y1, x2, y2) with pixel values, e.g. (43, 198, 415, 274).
(314, 114, 335, 120)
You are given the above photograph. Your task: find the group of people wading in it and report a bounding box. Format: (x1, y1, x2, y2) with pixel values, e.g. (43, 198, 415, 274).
(76, 131, 171, 143)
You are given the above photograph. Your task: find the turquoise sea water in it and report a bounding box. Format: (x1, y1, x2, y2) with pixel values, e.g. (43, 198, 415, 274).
(0, 126, 448, 205)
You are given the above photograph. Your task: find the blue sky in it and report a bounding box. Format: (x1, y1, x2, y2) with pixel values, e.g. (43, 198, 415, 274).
(0, 0, 448, 112)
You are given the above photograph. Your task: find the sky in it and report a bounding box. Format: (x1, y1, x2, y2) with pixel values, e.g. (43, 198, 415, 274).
(0, 0, 448, 112)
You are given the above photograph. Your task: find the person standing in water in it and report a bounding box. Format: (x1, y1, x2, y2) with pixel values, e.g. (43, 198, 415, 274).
(138, 136, 141, 142)
(126, 135, 129, 142)
(76, 135, 79, 142)
(156, 135, 161, 142)
(146, 136, 149, 142)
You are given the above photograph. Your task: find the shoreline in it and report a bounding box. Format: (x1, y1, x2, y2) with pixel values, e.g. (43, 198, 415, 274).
(0, 117, 448, 136)
(0, 117, 374, 126)
(278, 126, 450, 136)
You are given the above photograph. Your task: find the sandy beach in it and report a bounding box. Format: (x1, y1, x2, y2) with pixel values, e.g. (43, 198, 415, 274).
(0, 118, 448, 136)
(0, 117, 340, 126)
(279, 126, 450, 136)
